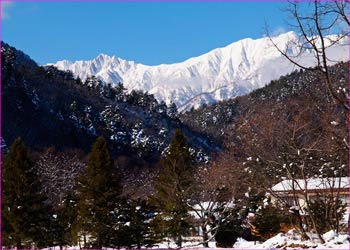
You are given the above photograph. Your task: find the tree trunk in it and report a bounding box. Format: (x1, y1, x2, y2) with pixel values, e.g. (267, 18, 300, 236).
(303, 179, 325, 244)
(177, 235, 182, 248)
(15, 236, 22, 250)
(16, 241, 22, 250)
(295, 213, 309, 240)
(97, 233, 102, 249)
(83, 234, 87, 248)
(201, 225, 209, 247)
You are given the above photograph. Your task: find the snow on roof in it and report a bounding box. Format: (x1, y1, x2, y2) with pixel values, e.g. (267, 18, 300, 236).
(191, 200, 235, 211)
(271, 177, 350, 192)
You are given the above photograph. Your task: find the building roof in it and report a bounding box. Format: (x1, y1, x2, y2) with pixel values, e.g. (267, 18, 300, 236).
(271, 177, 350, 192)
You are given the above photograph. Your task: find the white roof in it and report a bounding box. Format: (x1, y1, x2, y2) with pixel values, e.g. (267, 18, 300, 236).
(271, 177, 350, 192)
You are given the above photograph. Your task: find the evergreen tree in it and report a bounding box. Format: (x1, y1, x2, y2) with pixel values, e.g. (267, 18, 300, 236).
(157, 100, 167, 115)
(252, 204, 283, 240)
(102, 83, 116, 99)
(76, 76, 82, 85)
(113, 199, 159, 248)
(115, 82, 125, 93)
(115, 82, 126, 101)
(215, 213, 242, 248)
(2, 138, 50, 248)
(75, 136, 122, 248)
(167, 102, 178, 119)
(49, 192, 79, 249)
(153, 129, 194, 247)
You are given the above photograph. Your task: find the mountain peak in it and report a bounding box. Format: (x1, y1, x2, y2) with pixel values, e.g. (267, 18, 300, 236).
(95, 53, 110, 61)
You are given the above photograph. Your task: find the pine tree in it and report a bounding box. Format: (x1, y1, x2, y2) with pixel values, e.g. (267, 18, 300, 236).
(2, 138, 50, 248)
(129, 199, 159, 248)
(76, 76, 82, 85)
(215, 211, 242, 248)
(49, 192, 79, 250)
(115, 82, 126, 101)
(167, 102, 178, 119)
(153, 129, 194, 247)
(157, 100, 167, 115)
(75, 136, 122, 248)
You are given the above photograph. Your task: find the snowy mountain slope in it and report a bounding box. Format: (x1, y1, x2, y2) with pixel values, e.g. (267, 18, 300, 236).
(52, 31, 349, 111)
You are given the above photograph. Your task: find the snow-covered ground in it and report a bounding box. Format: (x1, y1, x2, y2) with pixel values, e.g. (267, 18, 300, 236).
(43, 229, 349, 249)
(232, 229, 349, 249)
(168, 230, 349, 249)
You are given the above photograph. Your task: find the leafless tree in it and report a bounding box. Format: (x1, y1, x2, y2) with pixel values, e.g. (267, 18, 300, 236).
(231, 80, 347, 241)
(266, 105, 347, 242)
(186, 158, 249, 247)
(36, 147, 86, 205)
(266, 0, 349, 111)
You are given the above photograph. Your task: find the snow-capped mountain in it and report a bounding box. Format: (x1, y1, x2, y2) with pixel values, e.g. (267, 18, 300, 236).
(52, 31, 349, 111)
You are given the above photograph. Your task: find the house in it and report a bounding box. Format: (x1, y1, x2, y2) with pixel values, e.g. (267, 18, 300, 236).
(269, 177, 350, 209)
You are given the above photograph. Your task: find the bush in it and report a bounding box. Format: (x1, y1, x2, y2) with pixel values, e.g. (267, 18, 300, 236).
(215, 211, 242, 247)
(252, 205, 285, 240)
(307, 196, 346, 234)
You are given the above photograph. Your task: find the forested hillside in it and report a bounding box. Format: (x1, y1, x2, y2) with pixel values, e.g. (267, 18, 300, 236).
(1, 41, 348, 249)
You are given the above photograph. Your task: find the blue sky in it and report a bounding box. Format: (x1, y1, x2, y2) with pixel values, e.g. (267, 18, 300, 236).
(2, 1, 289, 65)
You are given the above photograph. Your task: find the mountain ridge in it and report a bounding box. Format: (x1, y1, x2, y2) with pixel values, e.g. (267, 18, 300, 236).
(51, 31, 349, 111)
